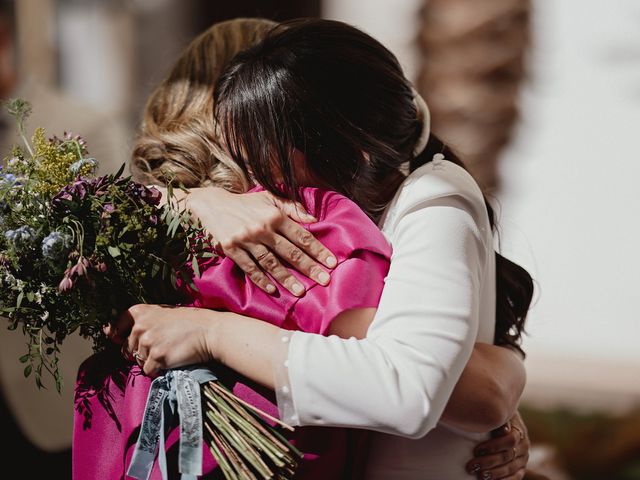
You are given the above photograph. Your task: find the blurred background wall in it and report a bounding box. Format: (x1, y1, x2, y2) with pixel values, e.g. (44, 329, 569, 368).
(1, 0, 639, 478)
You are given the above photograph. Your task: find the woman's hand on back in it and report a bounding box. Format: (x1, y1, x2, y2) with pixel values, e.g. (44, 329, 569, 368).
(186, 187, 337, 296)
(466, 412, 530, 479)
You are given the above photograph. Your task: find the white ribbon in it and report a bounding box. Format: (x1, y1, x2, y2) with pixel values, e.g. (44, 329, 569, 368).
(127, 367, 218, 480)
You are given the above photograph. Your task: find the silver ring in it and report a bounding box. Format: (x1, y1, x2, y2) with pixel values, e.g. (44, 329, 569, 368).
(512, 424, 525, 440)
(133, 351, 146, 364)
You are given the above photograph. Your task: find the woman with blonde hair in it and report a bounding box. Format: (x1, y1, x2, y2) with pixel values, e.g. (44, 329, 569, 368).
(75, 18, 530, 480)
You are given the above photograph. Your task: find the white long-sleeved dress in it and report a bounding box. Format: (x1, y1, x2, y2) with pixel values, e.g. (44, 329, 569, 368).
(274, 159, 497, 479)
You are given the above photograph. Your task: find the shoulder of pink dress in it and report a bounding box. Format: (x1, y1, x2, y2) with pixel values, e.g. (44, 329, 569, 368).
(303, 187, 392, 261)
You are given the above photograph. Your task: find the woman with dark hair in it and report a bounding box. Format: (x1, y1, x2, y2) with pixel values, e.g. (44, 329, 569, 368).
(108, 18, 533, 479)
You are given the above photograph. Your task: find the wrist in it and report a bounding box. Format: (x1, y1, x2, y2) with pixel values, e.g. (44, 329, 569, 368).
(202, 309, 225, 362)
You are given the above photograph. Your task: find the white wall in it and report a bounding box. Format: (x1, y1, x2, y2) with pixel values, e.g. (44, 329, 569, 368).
(323, 0, 423, 82)
(323, 0, 640, 411)
(497, 0, 640, 410)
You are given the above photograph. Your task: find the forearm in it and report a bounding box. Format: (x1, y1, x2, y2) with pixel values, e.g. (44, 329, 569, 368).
(206, 310, 283, 390)
(207, 305, 377, 389)
(440, 343, 526, 432)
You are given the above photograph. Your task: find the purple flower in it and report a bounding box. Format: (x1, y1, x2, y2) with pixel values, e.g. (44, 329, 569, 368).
(70, 178, 89, 201)
(124, 181, 162, 206)
(89, 175, 110, 196)
(52, 178, 92, 212)
(146, 186, 162, 206)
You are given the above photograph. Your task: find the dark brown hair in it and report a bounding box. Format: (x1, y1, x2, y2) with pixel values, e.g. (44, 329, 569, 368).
(215, 19, 533, 353)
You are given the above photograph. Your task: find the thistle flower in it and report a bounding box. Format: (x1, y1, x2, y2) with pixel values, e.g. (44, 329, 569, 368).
(0, 173, 17, 185)
(5, 226, 37, 253)
(69, 158, 97, 175)
(41, 231, 72, 262)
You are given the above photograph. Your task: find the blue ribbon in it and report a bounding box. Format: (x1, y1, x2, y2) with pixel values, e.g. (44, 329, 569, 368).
(127, 366, 218, 480)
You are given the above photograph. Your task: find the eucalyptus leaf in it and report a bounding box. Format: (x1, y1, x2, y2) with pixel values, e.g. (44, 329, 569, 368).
(192, 256, 200, 278)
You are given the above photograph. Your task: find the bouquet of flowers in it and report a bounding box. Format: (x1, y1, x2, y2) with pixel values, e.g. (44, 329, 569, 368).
(0, 99, 302, 480)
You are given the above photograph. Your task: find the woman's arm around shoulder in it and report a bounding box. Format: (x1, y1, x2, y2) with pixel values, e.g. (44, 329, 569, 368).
(282, 177, 492, 438)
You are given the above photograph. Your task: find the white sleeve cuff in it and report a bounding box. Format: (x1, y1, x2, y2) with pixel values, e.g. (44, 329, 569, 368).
(273, 329, 300, 426)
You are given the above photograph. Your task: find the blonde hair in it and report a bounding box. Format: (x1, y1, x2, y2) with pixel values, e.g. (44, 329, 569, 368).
(131, 18, 277, 191)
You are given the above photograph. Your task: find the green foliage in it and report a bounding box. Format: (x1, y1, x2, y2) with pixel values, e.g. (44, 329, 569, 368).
(522, 405, 640, 480)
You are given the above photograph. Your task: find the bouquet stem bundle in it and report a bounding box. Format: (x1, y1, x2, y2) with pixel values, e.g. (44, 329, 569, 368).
(203, 381, 302, 480)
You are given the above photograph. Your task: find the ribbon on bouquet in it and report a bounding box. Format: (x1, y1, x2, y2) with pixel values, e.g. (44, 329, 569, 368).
(127, 366, 218, 480)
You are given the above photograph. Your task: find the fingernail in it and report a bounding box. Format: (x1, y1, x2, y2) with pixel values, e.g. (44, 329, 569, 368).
(266, 284, 276, 294)
(292, 283, 305, 296)
(305, 215, 317, 222)
(325, 256, 337, 268)
(468, 463, 481, 474)
(317, 271, 330, 285)
(482, 472, 492, 480)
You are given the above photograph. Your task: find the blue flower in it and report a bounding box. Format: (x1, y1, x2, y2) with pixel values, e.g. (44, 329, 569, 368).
(0, 173, 17, 184)
(5, 226, 37, 253)
(41, 231, 72, 261)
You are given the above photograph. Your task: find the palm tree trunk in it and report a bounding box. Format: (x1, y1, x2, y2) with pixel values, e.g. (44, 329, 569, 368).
(416, 0, 531, 191)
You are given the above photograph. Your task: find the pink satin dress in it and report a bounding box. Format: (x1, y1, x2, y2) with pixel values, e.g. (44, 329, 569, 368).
(72, 187, 391, 479)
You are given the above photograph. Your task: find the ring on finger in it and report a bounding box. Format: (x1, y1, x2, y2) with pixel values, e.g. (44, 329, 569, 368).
(133, 351, 146, 366)
(512, 424, 525, 440)
(254, 249, 271, 262)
